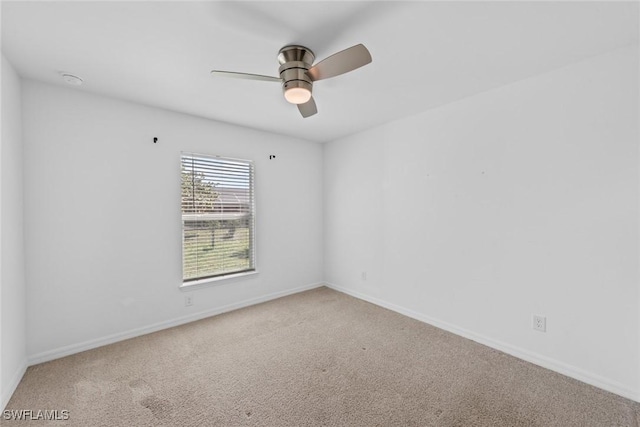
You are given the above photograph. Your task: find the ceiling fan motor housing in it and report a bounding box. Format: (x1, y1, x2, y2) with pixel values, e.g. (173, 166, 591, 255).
(278, 45, 315, 98)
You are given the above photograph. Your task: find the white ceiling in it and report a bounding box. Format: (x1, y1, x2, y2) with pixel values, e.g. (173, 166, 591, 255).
(2, 1, 638, 143)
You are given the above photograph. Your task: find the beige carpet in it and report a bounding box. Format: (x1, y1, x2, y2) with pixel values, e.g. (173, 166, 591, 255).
(5, 287, 639, 426)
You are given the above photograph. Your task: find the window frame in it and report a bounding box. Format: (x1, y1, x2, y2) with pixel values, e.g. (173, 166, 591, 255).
(179, 152, 257, 289)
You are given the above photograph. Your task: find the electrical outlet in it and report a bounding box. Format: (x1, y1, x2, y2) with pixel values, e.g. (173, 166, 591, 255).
(533, 315, 546, 332)
(361, 272, 367, 281)
(185, 295, 193, 307)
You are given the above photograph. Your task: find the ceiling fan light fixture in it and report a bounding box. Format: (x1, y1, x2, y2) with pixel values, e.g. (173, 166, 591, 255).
(211, 43, 371, 117)
(284, 87, 311, 104)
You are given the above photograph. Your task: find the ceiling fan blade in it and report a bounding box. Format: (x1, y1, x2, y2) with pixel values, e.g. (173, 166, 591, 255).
(306, 44, 372, 81)
(298, 97, 317, 118)
(210, 70, 281, 83)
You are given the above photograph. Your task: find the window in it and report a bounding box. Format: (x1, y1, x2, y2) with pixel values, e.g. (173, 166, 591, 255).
(181, 152, 255, 283)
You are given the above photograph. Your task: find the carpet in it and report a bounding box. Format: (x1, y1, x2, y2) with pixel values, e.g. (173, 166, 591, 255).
(4, 287, 639, 426)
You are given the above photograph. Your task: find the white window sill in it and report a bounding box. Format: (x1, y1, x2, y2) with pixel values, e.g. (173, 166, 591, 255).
(180, 270, 259, 291)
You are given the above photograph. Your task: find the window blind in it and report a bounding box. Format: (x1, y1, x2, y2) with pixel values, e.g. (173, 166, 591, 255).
(181, 152, 255, 282)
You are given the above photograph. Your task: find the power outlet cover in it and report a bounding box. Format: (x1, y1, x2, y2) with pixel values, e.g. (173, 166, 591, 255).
(533, 315, 546, 332)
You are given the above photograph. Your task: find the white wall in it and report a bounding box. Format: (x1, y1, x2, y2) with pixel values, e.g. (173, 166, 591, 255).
(1, 55, 27, 408)
(22, 81, 323, 361)
(324, 46, 639, 401)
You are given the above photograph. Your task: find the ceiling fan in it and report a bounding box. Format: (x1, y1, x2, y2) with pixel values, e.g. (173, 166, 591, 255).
(210, 44, 372, 118)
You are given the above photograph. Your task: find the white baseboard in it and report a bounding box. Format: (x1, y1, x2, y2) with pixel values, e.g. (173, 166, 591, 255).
(325, 282, 639, 403)
(28, 282, 324, 366)
(1, 360, 28, 410)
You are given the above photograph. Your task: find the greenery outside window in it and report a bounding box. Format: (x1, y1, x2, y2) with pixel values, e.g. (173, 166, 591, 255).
(181, 152, 255, 283)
